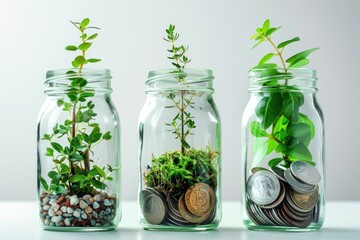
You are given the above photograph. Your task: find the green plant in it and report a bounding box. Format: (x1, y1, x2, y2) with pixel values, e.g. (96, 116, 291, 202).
(143, 25, 219, 193)
(163, 24, 194, 153)
(40, 18, 118, 195)
(249, 19, 318, 169)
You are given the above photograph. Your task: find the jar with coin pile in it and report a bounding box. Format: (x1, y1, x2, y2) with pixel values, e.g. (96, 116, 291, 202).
(241, 68, 325, 231)
(138, 69, 221, 231)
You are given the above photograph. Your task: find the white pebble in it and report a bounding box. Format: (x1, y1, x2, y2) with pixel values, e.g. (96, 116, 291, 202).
(79, 200, 88, 209)
(42, 205, 51, 211)
(64, 218, 71, 226)
(70, 195, 79, 205)
(42, 197, 50, 205)
(103, 199, 112, 206)
(67, 207, 73, 214)
(92, 202, 99, 209)
(51, 203, 60, 212)
(94, 194, 101, 202)
(73, 210, 80, 218)
(51, 216, 61, 223)
(60, 206, 67, 212)
(48, 208, 55, 217)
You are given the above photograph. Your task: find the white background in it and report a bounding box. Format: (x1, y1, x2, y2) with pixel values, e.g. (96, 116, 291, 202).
(0, 0, 359, 201)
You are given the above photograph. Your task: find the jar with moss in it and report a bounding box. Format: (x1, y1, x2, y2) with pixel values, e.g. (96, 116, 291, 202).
(138, 69, 222, 231)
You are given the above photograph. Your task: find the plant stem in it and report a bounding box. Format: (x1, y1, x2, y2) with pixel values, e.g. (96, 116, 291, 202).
(181, 92, 185, 154)
(264, 36, 288, 85)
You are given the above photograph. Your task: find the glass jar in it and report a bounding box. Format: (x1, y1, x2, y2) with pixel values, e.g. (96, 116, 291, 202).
(241, 68, 325, 231)
(138, 69, 222, 231)
(37, 69, 121, 231)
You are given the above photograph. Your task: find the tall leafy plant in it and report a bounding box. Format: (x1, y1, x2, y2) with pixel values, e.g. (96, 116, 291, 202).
(250, 19, 318, 169)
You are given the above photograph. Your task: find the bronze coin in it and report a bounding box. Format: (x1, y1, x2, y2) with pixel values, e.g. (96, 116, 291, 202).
(290, 187, 319, 211)
(285, 187, 313, 214)
(284, 198, 313, 218)
(178, 194, 210, 224)
(185, 183, 215, 217)
(281, 201, 312, 222)
(279, 206, 313, 228)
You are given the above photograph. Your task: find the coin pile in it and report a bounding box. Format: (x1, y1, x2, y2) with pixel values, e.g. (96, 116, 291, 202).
(246, 160, 321, 228)
(140, 182, 216, 226)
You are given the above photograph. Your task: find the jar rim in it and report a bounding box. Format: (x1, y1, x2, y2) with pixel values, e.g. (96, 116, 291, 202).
(146, 68, 214, 85)
(45, 68, 111, 84)
(249, 67, 317, 81)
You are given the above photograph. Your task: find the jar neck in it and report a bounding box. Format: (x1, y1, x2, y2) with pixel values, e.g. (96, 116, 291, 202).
(249, 68, 318, 93)
(45, 68, 112, 95)
(145, 69, 215, 94)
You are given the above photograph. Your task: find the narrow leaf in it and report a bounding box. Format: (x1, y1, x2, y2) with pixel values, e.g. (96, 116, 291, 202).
(65, 45, 78, 51)
(250, 121, 269, 137)
(277, 37, 300, 49)
(286, 48, 319, 64)
(78, 42, 92, 51)
(258, 53, 274, 65)
(289, 58, 310, 68)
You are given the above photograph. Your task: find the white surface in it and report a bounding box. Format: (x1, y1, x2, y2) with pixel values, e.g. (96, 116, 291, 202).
(1, 0, 360, 201)
(0, 201, 359, 240)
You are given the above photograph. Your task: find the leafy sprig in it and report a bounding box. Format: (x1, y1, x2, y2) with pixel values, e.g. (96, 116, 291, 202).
(40, 18, 118, 195)
(249, 19, 318, 169)
(163, 24, 195, 153)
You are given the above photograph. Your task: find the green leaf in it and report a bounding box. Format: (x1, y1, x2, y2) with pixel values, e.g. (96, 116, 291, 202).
(298, 113, 315, 138)
(258, 53, 274, 66)
(272, 115, 288, 134)
(94, 165, 106, 178)
(72, 61, 80, 68)
(265, 27, 280, 36)
(252, 139, 278, 168)
(277, 37, 300, 49)
(70, 153, 83, 162)
(268, 158, 283, 167)
(51, 142, 63, 153)
(252, 39, 264, 49)
(65, 45, 78, 51)
(181, 139, 191, 149)
(57, 99, 64, 107)
(60, 163, 70, 173)
(91, 179, 106, 190)
(282, 92, 300, 122)
(87, 33, 98, 40)
(48, 171, 58, 179)
(275, 144, 287, 153)
(259, 93, 283, 129)
(289, 58, 310, 68)
(287, 142, 312, 161)
(74, 55, 86, 65)
(87, 58, 101, 63)
(286, 48, 319, 65)
(287, 123, 312, 144)
(55, 186, 66, 194)
(45, 147, 54, 157)
(39, 177, 49, 191)
(102, 131, 112, 140)
(70, 174, 86, 183)
(250, 121, 268, 137)
(262, 19, 270, 32)
(88, 168, 98, 177)
(78, 42, 92, 51)
(81, 18, 90, 27)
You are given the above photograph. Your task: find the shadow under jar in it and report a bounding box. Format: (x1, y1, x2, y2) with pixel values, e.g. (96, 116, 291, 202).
(241, 68, 325, 231)
(138, 69, 222, 231)
(37, 69, 121, 231)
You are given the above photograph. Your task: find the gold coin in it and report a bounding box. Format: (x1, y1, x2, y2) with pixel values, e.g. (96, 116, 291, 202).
(185, 183, 215, 217)
(290, 187, 319, 211)
(178, 194, 209, 224)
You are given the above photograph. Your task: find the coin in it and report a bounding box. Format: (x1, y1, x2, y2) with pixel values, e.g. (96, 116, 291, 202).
(284, 168, 315, 193)
(185, 183, 215, 217)
(312, 200, 320, 223)
(178, 193, 210, 224)
(285, 188, 313, 214)
(281, 201, 312, 222)
(279, 206, 313, 228)
(251, 167, 268, 174)
(270, 166, 286, 182)
(143, 193, 168, 225)
(260, 181, 285, 209)
(290, 187, 319, 211)
(290, 161, 321, 185)
(270, 208, 287, 226)
(247, 170, 281, 206)
(201, 205, 216, 225)
(246, 200, 262, 225)
(166, 193, 192, 226)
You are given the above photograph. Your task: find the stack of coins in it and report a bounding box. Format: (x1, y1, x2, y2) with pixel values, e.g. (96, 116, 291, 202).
(246, 160, 321, 228)
(140, 183, 216, 226)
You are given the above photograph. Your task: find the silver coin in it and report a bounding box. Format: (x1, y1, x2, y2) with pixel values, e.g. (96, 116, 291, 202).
(143, 193, 168, 225)
(284, 168, 315, 193)
(166, 193, 192, 226)
(249, 200, 267, 225)
(247, 170, 281, 206)
(260, 181, 285, 209)
(290, 161, 321, 185)
(252, 201, 273, 225)
(270, 208, 287, 226)
(246, 199, 262, 225)
(312, 200, 320, 223)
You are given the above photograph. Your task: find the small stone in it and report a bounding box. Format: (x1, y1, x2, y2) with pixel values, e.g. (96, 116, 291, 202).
(99, 210, 105, 218)
(64, 218, 71, 226)
(73, 210, 80, 218)
(92, 211, 98, 218)
(48, 208, 55, 217)
(94, 194, 101, 202)
(105, 207, 111, 214)
(79, 200, 88, 209)
(90, 219, 96, 226)
(56, 210, 63, 216)
(51, 203, 60, 212)
(92, 202, 100, 209)
(81, 213, 87, 219)
(56, 195, 65, 204)
(103, 199, 112, 206)
(49, 198, 57, 205)
(85, 206, 93, 214)
(51, 216, 61, 223)
(70, 195, 79, 206)
(63, 213, 72, 217)
(65, 198, 70, 207)
(89, 197, 95, 204)
(60, 206, 67, 212)
(42, 197, 50, 205)
(43, 205, 51, 211)
(44, 219, 50, 225)
(67, 207, 73, 214)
